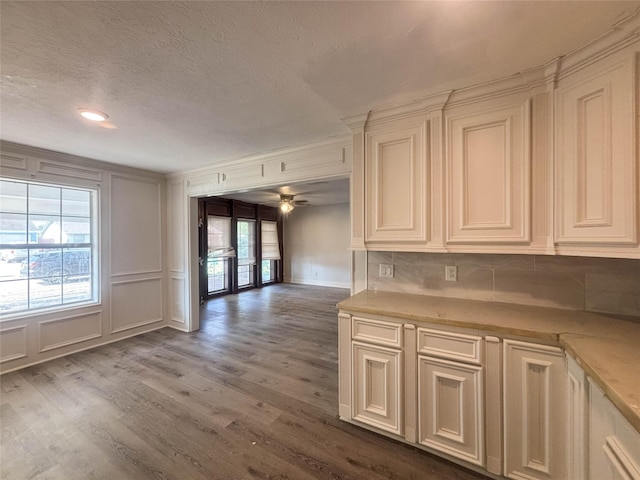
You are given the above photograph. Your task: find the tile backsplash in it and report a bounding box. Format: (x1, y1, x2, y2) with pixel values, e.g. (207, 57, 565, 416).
(368, 252, 640, 317)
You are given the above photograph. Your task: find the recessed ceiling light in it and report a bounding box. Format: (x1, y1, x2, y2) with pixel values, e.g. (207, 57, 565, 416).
(77, 108, 108, 122)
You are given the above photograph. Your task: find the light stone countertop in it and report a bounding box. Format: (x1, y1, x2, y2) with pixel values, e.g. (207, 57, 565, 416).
(337, 290, 640, 434)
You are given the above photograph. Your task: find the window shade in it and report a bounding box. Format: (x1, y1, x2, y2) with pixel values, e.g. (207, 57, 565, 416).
(207, 216, 235, 258)
(261, 220, 281, 260)
(237, 220, 256, 266)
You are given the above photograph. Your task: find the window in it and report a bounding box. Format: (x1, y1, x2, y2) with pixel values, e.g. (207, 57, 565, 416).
(0, 179, 97, 315)
(261, 220, 280, 284)
(237, 220, 256, 288)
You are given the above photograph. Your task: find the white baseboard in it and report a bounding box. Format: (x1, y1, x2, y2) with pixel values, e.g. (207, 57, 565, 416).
(285, 277, 350, 289)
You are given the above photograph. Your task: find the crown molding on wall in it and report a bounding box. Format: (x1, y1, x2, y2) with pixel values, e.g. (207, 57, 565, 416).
(167, 133, 352, 182)
(0, 140, 165, 180)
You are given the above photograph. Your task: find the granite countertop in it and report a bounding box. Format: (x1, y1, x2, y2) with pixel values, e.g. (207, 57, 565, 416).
(337, 290, 640, 434)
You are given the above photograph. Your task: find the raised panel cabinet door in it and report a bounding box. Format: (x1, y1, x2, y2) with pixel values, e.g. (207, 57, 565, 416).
(352, 341, 403, 436)
(503, 340, 567, 480)
(589, 380, 640, 480)
(555, 56, 637, 245)
(365, 122, 427, 243)
(446, 100, 530, 243)
(567, 355, 588, 480)
(418, 356, 484, 466)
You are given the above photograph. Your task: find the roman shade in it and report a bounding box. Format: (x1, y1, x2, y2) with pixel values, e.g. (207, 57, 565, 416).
(207, 216, 235, 258)
(261, 220, 280, 260)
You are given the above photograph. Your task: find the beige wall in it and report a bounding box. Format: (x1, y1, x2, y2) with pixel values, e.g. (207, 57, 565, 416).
(284, 203, 350, 289)
(368, 251, 640, 317)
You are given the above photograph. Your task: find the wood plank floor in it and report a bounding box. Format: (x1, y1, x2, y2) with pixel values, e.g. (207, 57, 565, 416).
(1, 284, 488, 480)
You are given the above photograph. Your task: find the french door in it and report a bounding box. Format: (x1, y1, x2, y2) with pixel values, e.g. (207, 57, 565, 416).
(236, 219, 256, 289)
(206, 215, 232, 295)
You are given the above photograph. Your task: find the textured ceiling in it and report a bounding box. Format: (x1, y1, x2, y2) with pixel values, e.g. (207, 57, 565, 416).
(1, 1, 637, 174)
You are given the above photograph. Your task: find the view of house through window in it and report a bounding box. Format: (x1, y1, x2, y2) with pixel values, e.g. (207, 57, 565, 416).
(0, 179, 97, 315)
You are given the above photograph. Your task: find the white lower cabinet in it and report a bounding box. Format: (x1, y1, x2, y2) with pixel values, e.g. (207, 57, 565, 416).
(503, 340, 567, 480)
(589, 380, 640, 480)
(339, 312, 639, 480)
(352, 341, 403, 436)
(418, 355, 484, 465)
(347, 316, 404, 436)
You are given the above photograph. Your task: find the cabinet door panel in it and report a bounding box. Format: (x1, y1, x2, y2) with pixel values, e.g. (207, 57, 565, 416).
(352, 342, 403, 435)
(567, 355, 588, 480)
(589, 380, 640, 480)
(418, 356, 484, 466)
(555, 56, 637, 244)
(366, 123, 427, 243)
(447, 101, 530, 243)
(504, 340, 566, 480)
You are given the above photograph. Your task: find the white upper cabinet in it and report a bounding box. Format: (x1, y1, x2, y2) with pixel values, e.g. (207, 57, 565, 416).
(345, 93, 450, 252)
(365, 119, 428, 244)
(446, 97, 531, 244)
(342, 10, 638, 258)
(554, 53, 637, 246)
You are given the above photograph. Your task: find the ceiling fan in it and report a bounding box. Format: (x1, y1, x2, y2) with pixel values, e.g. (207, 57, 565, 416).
(279, 194, 309, 213)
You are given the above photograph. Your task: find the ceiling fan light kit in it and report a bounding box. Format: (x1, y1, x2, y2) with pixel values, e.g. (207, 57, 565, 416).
(279, 194, 295, 214)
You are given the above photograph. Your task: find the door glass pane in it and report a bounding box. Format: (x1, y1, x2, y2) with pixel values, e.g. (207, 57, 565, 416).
(207, 257, 228, 295)
(207, 216, 231, 295)
(237, 220, 255, 288)
(262, 260, 275, 283)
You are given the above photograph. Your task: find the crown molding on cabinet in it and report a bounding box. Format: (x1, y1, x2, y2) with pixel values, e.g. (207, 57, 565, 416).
(518, 57, 563, 93)
(342, 111, 371, 131)
(557, 6, 640, 81)
(343, 91, 453, 131)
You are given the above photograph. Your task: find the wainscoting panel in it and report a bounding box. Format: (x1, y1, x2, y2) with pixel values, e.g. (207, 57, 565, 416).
(170, 276, 185, 324)
(167, 180, 185, 274)
(111, 277, 163, 334)
(38, 311, 102, 353)
(110, 174, 163, 276)
(0, 325, 27, 363)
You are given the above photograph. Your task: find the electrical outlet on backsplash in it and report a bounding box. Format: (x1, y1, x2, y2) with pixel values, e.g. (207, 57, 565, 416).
(367, 251, 640, 318)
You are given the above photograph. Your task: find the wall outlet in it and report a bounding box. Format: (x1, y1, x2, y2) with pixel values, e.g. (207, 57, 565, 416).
(445, 265, 458, 282)
(379, 263, 394, 278)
